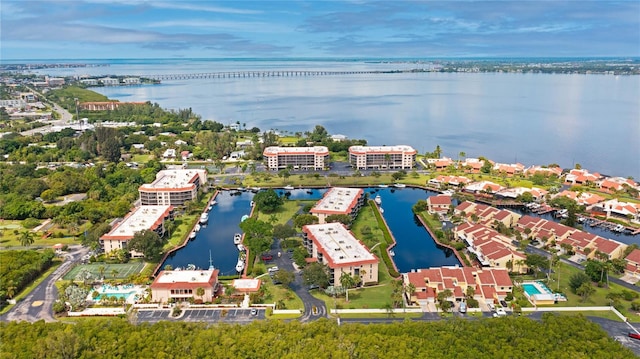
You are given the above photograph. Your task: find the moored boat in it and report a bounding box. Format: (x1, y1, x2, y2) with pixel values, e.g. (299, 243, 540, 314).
(393, 183, 406, 188)
(283, 185, 294, 190)
(378, 184, 389, 188)
(189, 231, 196, 240)
(199, 212, 209, 224)
(236, 259, 245, 272)
(194, 224, 201, 232)
(237, 244, 245, 252)
(374, 195, 382, 205)
(234, 233, 242, 245)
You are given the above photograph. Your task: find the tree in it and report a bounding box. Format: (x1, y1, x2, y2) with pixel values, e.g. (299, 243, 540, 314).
(525, 253, 549, 278)
(111, 269, 119, 278)
(252, 189, 284, 213)
(273, 270, 295, 288)
(568, 272, 591, 293)
(576, 282, 595, 302)
(302, 262, 330, 289)
(584, 260, 605, 283)
(434, 145, 442, 158)
(98, 265, 106, 280)
(437, 289, 453, 313)
(293, 214, 319, 228)
(19, 231, 35, 247)
(325, 214, 353, 227)
(128, 229, 165, 261)
(272, 224, 296, 239)
(239, 218, 273, 254)
(196, 287, 205, 302)
(340, 272, 356, 302)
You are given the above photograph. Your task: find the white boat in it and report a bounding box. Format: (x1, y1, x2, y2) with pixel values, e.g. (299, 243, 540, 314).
(199, 212, 209, 224)
(389, 250, 395, 257)
(378, 184, 389, 188)
(251, 187, 261, 193)
(186, 264, 196, 270)
(283, 185, 295, 190)
(234, 233, 242, 245)
(241, 214, 249, 222)
(613, 224, 625, 232)
(237, 244, 245, 252)
(393, 183, 406, 188)
(194, 224, 201, 232)
(250, 201, 255, 207)
(235, 259, 245, 272)
(189, 231, 196, 240)
(379, 207, 384, 213)
(374, 195, 382, 205)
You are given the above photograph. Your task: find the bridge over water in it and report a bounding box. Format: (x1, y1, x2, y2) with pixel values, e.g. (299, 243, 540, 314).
(142, 69, 410, 81)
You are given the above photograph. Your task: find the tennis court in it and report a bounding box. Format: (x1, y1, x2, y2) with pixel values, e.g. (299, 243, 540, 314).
(63, 262, 146, 281)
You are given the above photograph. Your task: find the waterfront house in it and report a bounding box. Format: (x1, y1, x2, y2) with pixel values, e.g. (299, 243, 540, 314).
(403, 266, 513, 306)
(553, 190, 604, 206)
(427, 195, 452, 215)
(100, 205, 173, 258)
(427, 175, 472, 188)
(302, 222, 379, 286)
(596, 199, 640, 222)
(151, 269, 219, 304)
(496, 187, 548, 201)
(492, 162, 525, 177)
(348, 145, 416, 170)
(597, 177, 639, 193)
(464, 181, 503, 194)
(454, 201, 520, 228)
(461, 158, 491, 173)
(425, 157, 454, 171)
(564, 169, 601, 186)
(524, 165, 563, 178)
(310, 187, 364, 224)
(263, 146, 329, 171)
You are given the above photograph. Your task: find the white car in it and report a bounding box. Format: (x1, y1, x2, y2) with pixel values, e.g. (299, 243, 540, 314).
(493, 308, 507, 317)
(487, 303, 496, 312)
(268, 266, 279, 273)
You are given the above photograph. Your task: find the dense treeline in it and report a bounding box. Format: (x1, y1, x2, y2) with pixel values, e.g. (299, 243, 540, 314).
(0, 249, 55, 302)
(0, 314, 632, 358)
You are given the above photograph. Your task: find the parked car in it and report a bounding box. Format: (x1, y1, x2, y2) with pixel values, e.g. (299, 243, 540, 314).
(268, 266, 279, 273)
(459, 301, 467, 313)
(308, 284, 319, 290)
(250, 308, 258, 316)
(487, 303, 496, 312)
(261, 253, 273, 261)
(500, 300, 508, 308)
(629, 332, 640, 340)
(493, 308, 507, 317)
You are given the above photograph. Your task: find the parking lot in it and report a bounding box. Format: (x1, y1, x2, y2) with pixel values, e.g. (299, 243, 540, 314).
(136, 308, 266, 324)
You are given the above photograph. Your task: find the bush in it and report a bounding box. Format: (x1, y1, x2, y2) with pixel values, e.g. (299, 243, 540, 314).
(568, 272, 591, 294)
(52, 300, 67, 314)
(22, 218, 41, 229)
(630, 301, 640, 312)
(172, 306, 182, 317)
(621, 290, 639, 301)
(505, 293, 514, 301)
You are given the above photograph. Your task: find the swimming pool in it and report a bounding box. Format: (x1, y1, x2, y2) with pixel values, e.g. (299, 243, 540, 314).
(95, 291, 136, 301)
(522, 283, 542, 296)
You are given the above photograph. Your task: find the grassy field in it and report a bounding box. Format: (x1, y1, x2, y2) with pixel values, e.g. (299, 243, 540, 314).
(261, 276, 304, 310)
(164, 215, 198, 250)
(313, 284, 395, 310)
(254, 200, 313, 226)
(131, 154, 154, 163)
(63, 262, 146, 281)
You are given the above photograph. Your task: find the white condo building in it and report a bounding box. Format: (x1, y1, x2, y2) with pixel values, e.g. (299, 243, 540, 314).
(310, 187, 365, 224)
(100, 205, 173, 257)
(302, 223, 379, 285)
(139, 169, 207, 206)
(349, 145, 416, 170)
(263, 146, 329, 171)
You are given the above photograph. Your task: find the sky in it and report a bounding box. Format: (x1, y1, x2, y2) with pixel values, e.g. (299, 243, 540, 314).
(1, 0, 639, 60)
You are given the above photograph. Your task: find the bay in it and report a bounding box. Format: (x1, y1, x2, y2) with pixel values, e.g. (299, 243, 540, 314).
(36, 59, 640, 179)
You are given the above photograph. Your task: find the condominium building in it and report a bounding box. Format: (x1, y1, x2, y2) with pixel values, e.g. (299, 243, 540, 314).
(310, 187, 365, 224)
(100, 205, 173, 257)
(263, 146, 329, 171)
(302, 223, 379, 285)
(151, 269, 220, 304)
(348, 145, 416, 170)
(139, 169, 207, 206)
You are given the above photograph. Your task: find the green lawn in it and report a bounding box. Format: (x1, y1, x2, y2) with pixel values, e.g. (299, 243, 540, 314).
(313, 284, 395, 310)
(63, 262, 146, 281)
(164, 215, 198, 250)
(131, 154, 154, 163)
(254, 200, 312, 226)
(261, 276, 304, 310)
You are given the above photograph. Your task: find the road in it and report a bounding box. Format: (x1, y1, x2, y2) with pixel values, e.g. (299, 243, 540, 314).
(20, 88, 74, 136)
(1, 245, 89, 323)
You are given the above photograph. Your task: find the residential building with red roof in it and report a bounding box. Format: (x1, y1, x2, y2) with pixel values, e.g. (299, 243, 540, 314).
(426, 157, 454, 171)
(492, 162, 525, 176)
(514, 215, 575, 245)
(151, 269, 219, 303)
(454, 201, 520, 228)
(427, 195, 452, 214)
(564, 169, 601, 185)
(596, 199, 640, 221)
(597, 177, 638, 193)
(461, 158, 492, 173)
(427, 175, 472, 188)
(302, 223, 378, 285)
(263, 146, 329, 171)
(553, 190, 604, 206)
(496, 187, 548, 201)
(455, 223, 528, 274)
(464, 181, 504, 194)
(403, 266, 513, 306)
(310, 187, 364, 224)
(624, 249, 640, 277)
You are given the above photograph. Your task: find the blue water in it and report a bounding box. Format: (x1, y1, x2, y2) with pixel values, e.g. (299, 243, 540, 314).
(29, 59, 640, 178)
(372, 187, 460, 272)
(163, 190, 255, 275)
(162, 187, 460, 274)
(96, 291, 135, 301)
(522, 283, 542, 296)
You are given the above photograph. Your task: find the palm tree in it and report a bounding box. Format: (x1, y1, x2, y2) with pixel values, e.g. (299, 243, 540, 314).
(196, 287, 205, 302)
(19, 230, 35, 247)
(458, 151, 466, 168)
(111, 269, 119, 279)
(384, 154, 391, 169)
(434, 145, 442, 159)
(340, 272, 356, 302)
(405, 283, 416, 305)
(98, 265, 106, 281)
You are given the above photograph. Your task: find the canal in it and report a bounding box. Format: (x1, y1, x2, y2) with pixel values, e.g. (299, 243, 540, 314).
(161, 187, 461, 274)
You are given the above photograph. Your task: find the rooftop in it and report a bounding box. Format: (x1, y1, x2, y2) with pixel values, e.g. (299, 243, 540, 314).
(140, 169, 206, 191)
(349, 145, 417, 154)
(155, 269, 216, 285)
(304, 223, 376, 266)
(263, 146, 329, 155)
(310, 187, 363, 215)
(101, 205, 172, 240)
